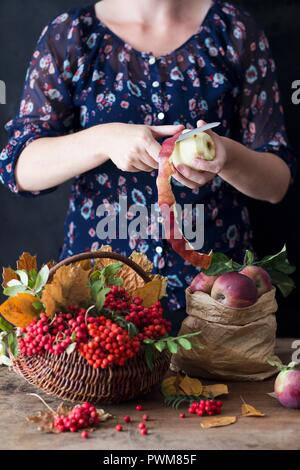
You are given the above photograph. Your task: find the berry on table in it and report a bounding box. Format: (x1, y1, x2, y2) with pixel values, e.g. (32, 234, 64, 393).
(81, 431, 89, 439)
(138, 422, 146, 430)
(179, 413, 186, 419)
(115, 424, 123, 432)
(135, 405, 143, 412)
(140, 428, 148, 436)
(54, 402, 100, 433)
(123, 415, 131, 424)
(188, 400, 223, 417)
(142, 414, 149, 421)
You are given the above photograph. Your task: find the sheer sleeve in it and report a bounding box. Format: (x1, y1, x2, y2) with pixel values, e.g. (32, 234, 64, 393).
(0, 12, 79, 196)
(230, 11, 297, 178)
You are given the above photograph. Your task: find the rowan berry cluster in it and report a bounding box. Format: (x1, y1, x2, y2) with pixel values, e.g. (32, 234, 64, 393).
(188, 400, 223, 416)
(54, 402, 99, 433)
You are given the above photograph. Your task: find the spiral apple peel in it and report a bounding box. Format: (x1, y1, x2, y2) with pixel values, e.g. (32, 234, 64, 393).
(157, 131, 213, 270)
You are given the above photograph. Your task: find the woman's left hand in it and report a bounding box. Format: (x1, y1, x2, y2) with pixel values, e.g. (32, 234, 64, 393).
(172, 120, 228, 189)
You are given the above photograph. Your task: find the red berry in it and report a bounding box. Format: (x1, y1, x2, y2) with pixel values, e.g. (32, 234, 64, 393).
(136, 405, 143, 412)
(123, 416, 131, 424)
(115, 424, 123, 432)
(138, 422, 146, 430)
(142, 414, 149, 421)
(81, 431, 89, 439)
(179, 413, 186, 419)
(140, 428, 148, 436)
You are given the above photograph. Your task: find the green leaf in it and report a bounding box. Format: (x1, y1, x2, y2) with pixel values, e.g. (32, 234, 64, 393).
(109, 277, 124, 287)
(177, 338, 192, 351)
(3, 285, 27, 297)
(154, 341, 166, 353)
(7, 279, 23, 287)
(34, 265, 50, 293)
(91, 280, 104, 300)
(96, 288, 111, 310)
(243, 250, 254, 266)
(204, 252, 242, 276)
(128, 322, 138, 338)
(32, 301, 44, 312)
(7, 332, 18, 357)
(28, 269, 38, 289)
(0, 355, 12, 367)
(167, 340, 179, 354)
(15, 270, 29, 287)
(71, 332, 77, 342)
(102, 263, 123, 281)
(0, 316, 13, 333)
(66, 343, 77, 355)
(144, 345, 154, 371)
(267, 269, 295, 297)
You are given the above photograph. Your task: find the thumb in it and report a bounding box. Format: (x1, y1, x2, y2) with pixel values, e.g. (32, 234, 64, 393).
(150, 124, 184, 138)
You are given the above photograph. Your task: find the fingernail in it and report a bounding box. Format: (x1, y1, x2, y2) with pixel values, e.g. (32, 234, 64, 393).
(177, 165, 185, 173)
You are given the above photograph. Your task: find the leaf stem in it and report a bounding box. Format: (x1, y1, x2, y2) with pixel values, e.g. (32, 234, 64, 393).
(27, 393, 56, 415)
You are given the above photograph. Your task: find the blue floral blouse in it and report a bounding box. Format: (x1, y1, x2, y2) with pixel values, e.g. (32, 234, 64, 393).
(0, 1, 296, 311)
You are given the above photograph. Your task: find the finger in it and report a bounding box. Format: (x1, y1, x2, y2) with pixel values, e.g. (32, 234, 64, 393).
(132, 158, 154, 172)
(176, 164, 216, 185)
(150, 124, 184, 138)
(192, 157, 222, 174)
(197, 119, 207, 128)
(172, 170, 199, 190)
(145, 139, 161, 163)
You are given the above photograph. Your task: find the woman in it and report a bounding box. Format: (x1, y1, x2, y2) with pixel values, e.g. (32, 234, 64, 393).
(0, 0, 296, 319)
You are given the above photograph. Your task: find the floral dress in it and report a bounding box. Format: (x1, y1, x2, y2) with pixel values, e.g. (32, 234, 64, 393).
(0, 0, 296, 312)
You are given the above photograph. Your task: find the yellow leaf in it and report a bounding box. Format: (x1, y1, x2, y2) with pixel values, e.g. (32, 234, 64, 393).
(241, 403, 265, 417)
(202, 384, 229, 398)
(200, 416, 237, 429)
(151, 274, 168, 298)
(41, 265, 91, 317)
(0, 293, 39, 327)
(129, 252, 153, 273)
(161, 376, 181, 397)
(133, 279, 163, 307)
(2, 267, 18, 288)
(17, 252, 37, 272)
(94, 246, 115, 269)
(179, 375, 203, 396)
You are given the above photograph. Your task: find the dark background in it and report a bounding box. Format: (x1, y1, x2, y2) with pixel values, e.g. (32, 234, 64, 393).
(0, 0, 300, 335)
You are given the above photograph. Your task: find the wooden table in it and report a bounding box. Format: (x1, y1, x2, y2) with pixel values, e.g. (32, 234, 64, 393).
(1, 338, 300, 451)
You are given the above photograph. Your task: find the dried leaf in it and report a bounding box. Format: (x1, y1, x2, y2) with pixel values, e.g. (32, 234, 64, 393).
(76, 259, 92, 271)
(241, 403, 265, 417)
(0, 293, 39, 327)
(27, 410, 57, 433)
(129, 252, 153, 273)
(200, 416, 237, 429)
(94, 246, 115, 269)
(151, 274, 168, 298)
(161, 376, 181, 397)
(202, 384, 229, 398)
(97, 409, 113, 422)
(17, 252, 37, 272)
(46, 260, 57, 270)
(41, 265, 91, 317)
(118, 265, 145, 295)
(179, 375, 203, 396)
(2, 267, 18, 288)
(133, 279, 163, 307)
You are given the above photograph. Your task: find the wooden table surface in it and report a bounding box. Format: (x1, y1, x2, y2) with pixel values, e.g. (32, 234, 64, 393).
(0, 338, 299, 451)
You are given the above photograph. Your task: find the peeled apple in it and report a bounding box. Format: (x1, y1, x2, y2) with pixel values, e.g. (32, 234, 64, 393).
(170, 132, 216, 169)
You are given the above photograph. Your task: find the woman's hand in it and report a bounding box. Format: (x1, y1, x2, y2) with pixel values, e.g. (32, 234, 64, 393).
(172, 120, 228, 189)
(108, 123, 184, 172)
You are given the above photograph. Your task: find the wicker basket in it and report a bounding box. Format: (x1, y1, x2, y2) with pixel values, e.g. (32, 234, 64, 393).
(12, 252, 171, 404)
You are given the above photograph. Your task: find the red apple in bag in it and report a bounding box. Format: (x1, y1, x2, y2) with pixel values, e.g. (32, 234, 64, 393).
(211, 272, 258, 308)
(240, 265, 272, 297)
(190, 272, 218, 294)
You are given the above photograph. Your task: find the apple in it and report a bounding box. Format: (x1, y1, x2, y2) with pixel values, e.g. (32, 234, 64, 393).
(170, 131, 215, 169)
(240, 265, 272, 297)
(211, 272, 258, 308)
(190, 272, 218, 294)
(274, 368, 300, 409)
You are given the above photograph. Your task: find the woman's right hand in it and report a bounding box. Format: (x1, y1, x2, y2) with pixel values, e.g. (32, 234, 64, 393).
(105, 123, 184, 172)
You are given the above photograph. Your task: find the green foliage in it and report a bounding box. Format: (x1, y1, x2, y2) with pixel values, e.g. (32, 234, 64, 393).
(90, 262, 123, 310)
(3, 265, 49, 298)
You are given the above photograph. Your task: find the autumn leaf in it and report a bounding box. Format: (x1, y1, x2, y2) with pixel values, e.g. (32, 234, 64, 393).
(2, 267, 18, 288)
(133, 278, 163, 307)
(76, 259, 92, 271)
(241, 402, 265, 417)
(200, 416, 237, 429)
(94, 246, 115, 269)
(161, 376, 182, 397)
(151, 274, 168, 298)
(41, 265, 91, 317)
(202, 384, 229, 399)
(17, 252, 37, 272)
(179, 375, 203, 396)
(0, 293, 39, 327)
(130, 252, 153, 273)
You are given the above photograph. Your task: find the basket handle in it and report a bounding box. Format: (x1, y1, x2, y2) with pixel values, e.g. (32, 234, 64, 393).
(48, 251, 152, 283)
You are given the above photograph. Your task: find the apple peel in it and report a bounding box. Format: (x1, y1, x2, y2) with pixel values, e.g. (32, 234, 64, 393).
(157, 132, 212, 269)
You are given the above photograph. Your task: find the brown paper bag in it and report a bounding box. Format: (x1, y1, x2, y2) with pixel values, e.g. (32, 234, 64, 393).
(171, 287, 279, 381)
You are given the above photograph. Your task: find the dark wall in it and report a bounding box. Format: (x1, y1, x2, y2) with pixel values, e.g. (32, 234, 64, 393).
(0, 1, 300, 334)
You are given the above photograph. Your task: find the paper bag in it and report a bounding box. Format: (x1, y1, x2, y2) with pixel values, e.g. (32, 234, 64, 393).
(171, 287, 279, 381)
